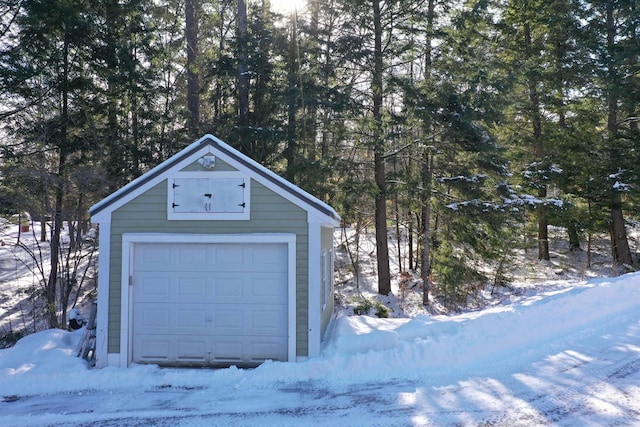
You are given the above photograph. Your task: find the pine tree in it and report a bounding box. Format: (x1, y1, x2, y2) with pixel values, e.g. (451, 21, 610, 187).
(185, 0, 200, 138)
(1, 0, 99, 327)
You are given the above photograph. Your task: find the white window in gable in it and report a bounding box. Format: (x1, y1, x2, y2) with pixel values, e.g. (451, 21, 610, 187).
(168, 172, 250, 220)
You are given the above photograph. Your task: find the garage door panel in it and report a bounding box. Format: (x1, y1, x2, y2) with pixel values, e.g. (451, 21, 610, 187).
(135, 304, 219, 334)
(135, 274, 171, 299)
(210, 337, 287, 365)
(177, 308, 209, 329)
(135, 334, 288, 365)
(177, 245, 208, 265)
(176, 277, 209, 297)
(134, 337, 171, 361)
(136, 306, 170, 328)
(249, 244, 286, 265)
(211, 276, 245, 299)
(212, 308, 243, 334)
(247, 337, 288, 362)
(135, 245, 173, 269)
(133, 335, 210, 365)
(212, 245, 245, 266)
(211, 340, 244, 362)
(135, 273, 212, 301)
(131, 242, 289, 366)
(249, 307, 287, 334)
(175, 340, 208, 362)
(210, 274, 286, 302)
(248, 275, 287, 301)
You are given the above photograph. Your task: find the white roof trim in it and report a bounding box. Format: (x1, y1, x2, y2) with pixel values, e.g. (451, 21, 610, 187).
(90, 134, 341, 225)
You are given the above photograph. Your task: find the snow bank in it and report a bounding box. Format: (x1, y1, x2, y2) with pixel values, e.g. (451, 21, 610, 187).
(318, 272, 640, 382)
(1, 272, 639, 397)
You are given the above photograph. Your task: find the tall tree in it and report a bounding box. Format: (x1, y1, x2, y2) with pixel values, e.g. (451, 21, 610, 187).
(284, 8, 300, 183)
(237, 0, 250, 155)
(185, 0, 200, 137)
(149, 0, 187, 157)
(398, 0, 516, 306)
(420, 0, 436, 304)
(2, 0, 97, 327)
(500, 0, 552, 261)
(371, 0, 391, 295)
(603, 0, 633, 265)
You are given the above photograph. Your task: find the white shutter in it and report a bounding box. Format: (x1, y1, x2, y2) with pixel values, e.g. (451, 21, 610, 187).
(172, 178, 210, 213)
(209, 178, 245, 213)
(168, 172, 250, 220)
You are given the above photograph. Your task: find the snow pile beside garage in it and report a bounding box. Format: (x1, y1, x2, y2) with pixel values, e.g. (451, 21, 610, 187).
(2, 271, 639, 397)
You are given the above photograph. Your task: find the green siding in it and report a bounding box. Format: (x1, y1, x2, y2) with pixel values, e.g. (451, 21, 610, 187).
(107, 177, 310, 357)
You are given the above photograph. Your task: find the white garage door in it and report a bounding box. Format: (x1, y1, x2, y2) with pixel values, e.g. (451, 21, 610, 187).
(131, 242, 288, 366)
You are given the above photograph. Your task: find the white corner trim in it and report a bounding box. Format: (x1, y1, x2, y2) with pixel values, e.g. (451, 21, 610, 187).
(286, 236, 297, 362)
(106, 353, 122, 367)
(95, 222, 111, 368)
(120, 235, 133, 368)
(307, 219, 321, 358)
(119, 233, 297, 366)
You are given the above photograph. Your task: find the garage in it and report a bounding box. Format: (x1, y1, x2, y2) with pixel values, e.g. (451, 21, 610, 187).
(90, 134, 340, 368)
(131, 242, 288, 367)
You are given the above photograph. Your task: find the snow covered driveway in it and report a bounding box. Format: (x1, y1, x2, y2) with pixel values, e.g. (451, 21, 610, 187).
(2, 273, 640, 426)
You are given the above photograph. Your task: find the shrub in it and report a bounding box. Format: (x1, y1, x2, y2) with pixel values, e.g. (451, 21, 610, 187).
(352, 297, 390, 318)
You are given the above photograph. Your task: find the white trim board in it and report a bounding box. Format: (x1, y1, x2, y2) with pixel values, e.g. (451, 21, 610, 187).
(94, 222, 111, 368)
(307, 221, 322, 358)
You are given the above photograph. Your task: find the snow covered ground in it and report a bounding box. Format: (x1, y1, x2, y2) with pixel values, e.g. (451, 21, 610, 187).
(1, 223, 640, 426)
(1, 271, 639, 426)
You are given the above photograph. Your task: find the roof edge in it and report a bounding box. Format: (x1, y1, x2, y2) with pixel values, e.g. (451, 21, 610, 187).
(89, 134, 341, 224)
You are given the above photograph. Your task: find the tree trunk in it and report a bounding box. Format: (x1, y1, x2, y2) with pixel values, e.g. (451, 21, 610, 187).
(46, 33, 72, 329)
(610, 199, 632, 265)
(606, 0, 633, 266)
(553, 0, 579, 252)
(40, 219, 47, 242)
(131, 86, 140, 175)
(524, 21, 550, 261)
(186, 0, 199, 138)
(420, 0, 435, 305)
(285, 11, 299, 183)
(237, 0, 250, 155)
(408, 211, 414, 271)
(567, 222, 581, 251)
(307, 3, 319, 165)
(105, 0, 120, 192)
(40, 171, 49, 242)
(393, 158, 402, 272)
(372, 0, 391, 295)
(421, 152, 433, 305)
(537, 204, 549, 260)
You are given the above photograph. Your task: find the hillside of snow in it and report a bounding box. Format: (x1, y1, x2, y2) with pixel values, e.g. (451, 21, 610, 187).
(1, 223, 640, 425)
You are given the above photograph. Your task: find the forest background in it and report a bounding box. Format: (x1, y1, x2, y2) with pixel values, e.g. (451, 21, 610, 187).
(0, 0, 638, 331)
